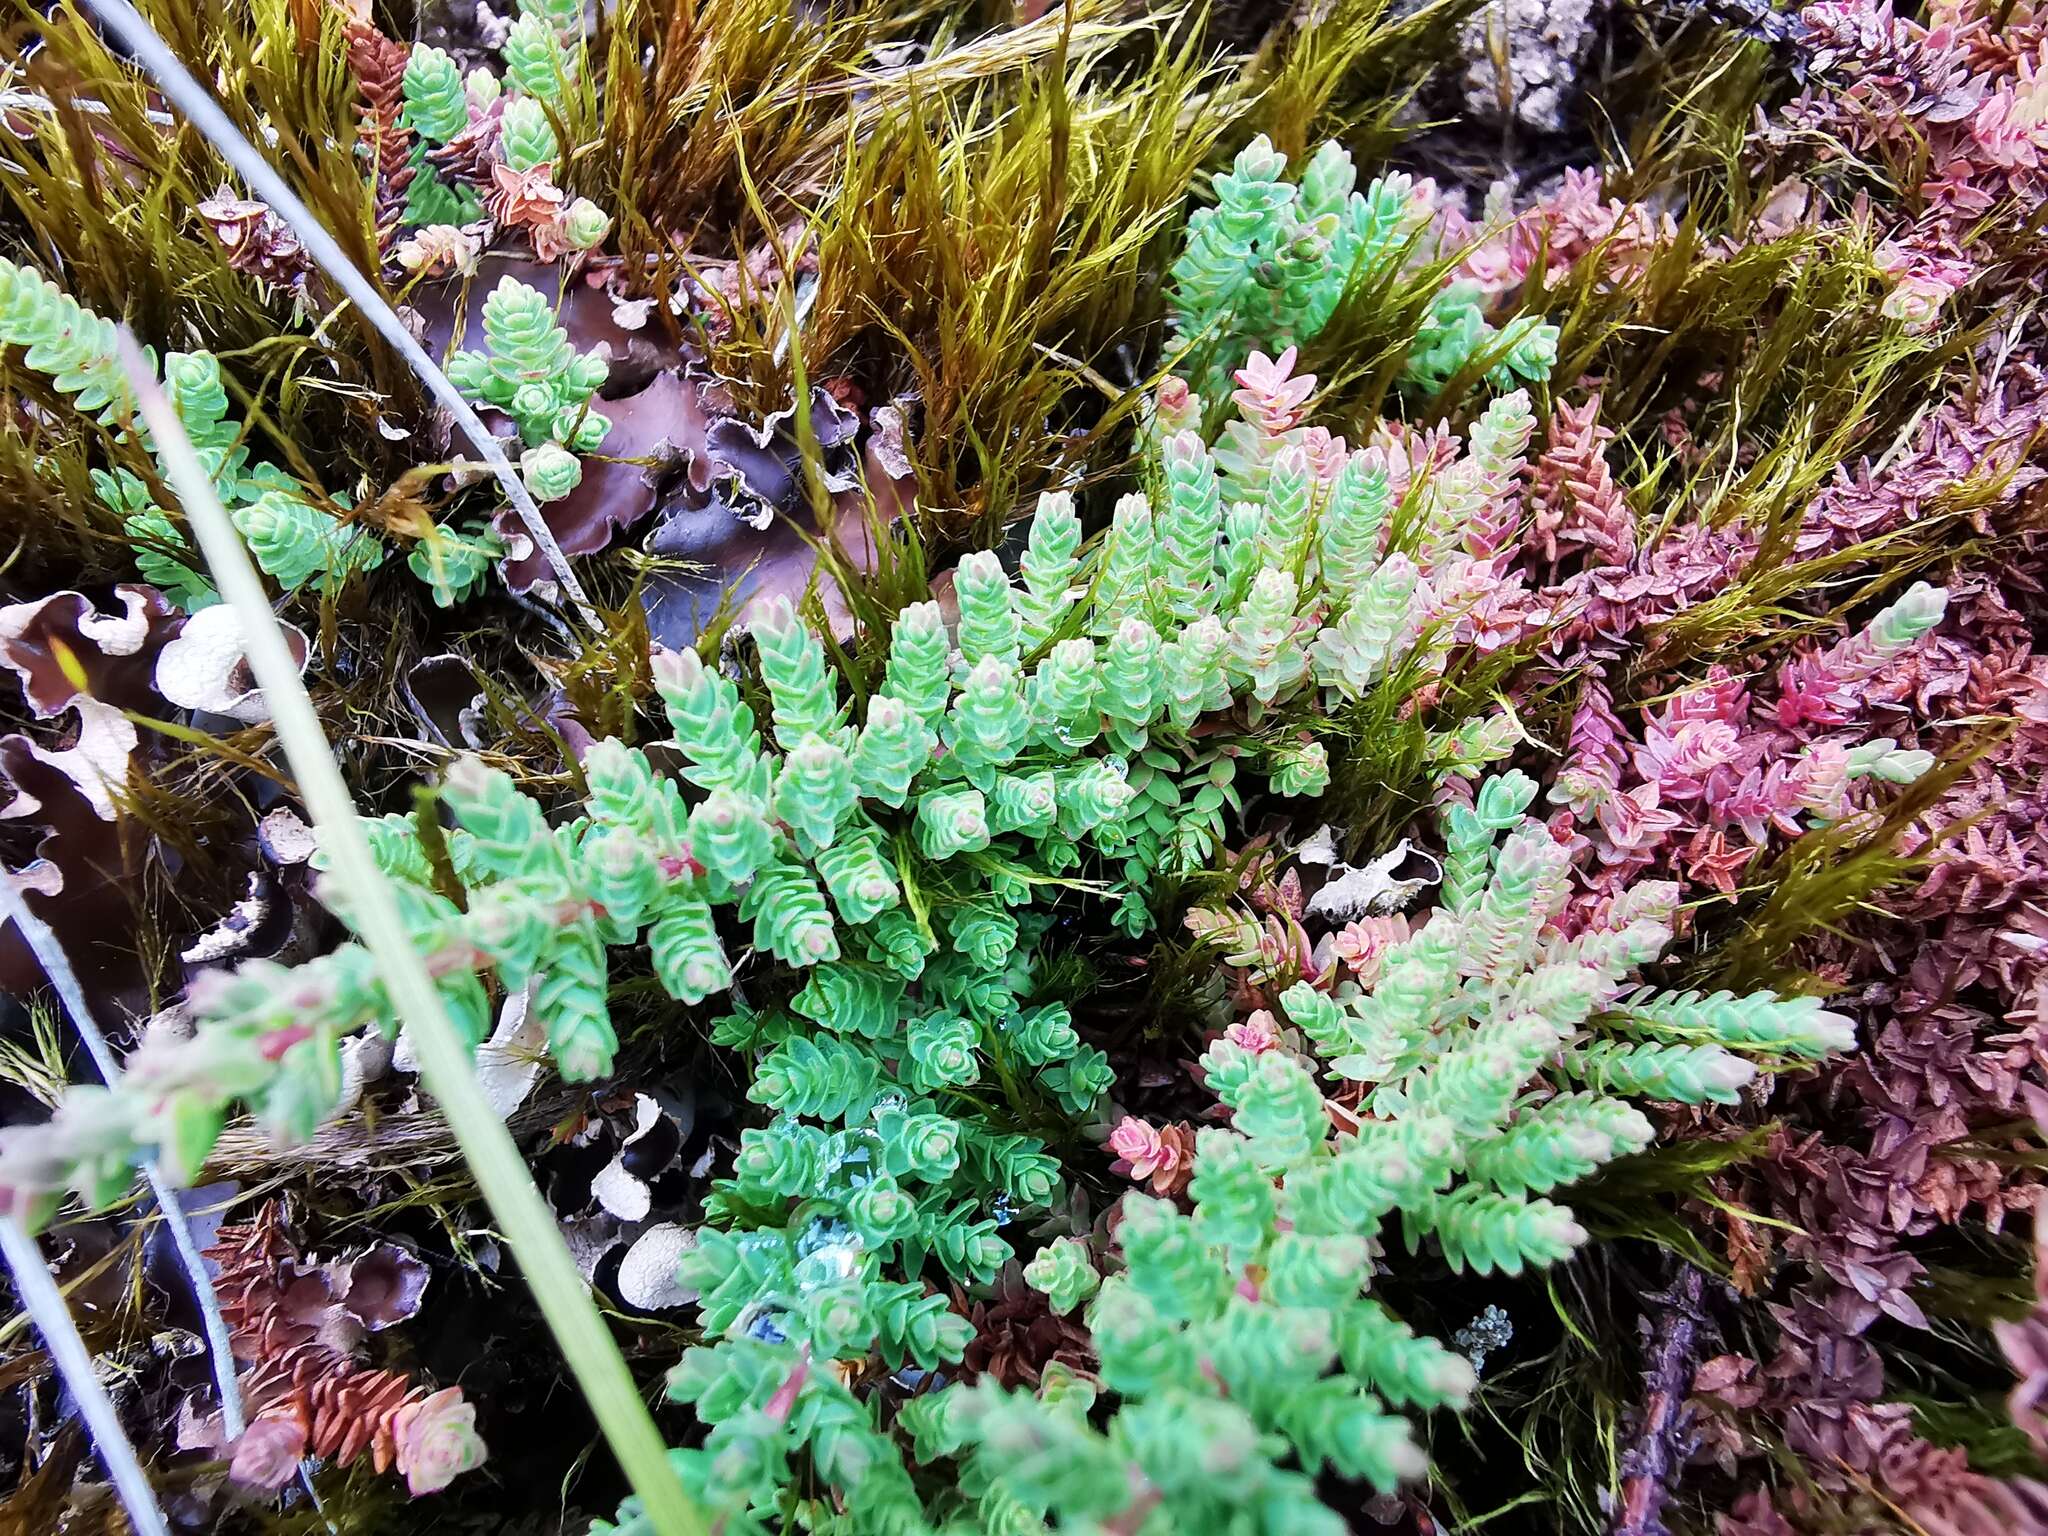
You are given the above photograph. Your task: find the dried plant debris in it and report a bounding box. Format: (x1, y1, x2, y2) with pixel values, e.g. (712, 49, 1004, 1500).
(191, 1202, 482, 1496)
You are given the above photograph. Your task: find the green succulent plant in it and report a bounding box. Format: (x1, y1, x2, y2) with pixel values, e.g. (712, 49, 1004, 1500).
(400, 45, 471, 144)
(398, 44, 484, 227)
(383, 4, 610, 246)
(1170, 137, 1559, 401)
(444, 276, 612, 452)
(499, 94, 561, 174)
(2, 189, 1589, 1531)
(1169, 136, 1422, 397)
(870, 775, 1853, 1536)
(518, 0, 588, 45)
(1406, 281, 1561, 395)
(1196, 769, 1854, 1226)
(0, 463, 1301, 1229)
(406, 520, 508, 606)
(0, 257, 389, 608)
(503, 15, 576, 104)
(582, 367, 1571, 1530)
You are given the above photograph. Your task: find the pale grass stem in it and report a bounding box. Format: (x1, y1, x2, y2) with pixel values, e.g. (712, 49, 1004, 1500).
(0, 1214, 172, 1536)
(112, 331, 704, 1536)
(0, 877, 248, 1440)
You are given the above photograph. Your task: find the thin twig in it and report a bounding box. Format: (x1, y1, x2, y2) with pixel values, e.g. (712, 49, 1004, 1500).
(111, 331, 705, 1536)
(78, 0, 604, 631)
(0, 1216, 173, 1536)
(0, 877, 247, 1439)
(206, 1084, 583, 1175)
(0, 86, 176, 126)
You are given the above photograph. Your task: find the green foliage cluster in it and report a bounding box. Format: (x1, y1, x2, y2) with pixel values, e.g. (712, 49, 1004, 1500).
(0, 413, 1366, 1229)
(1170, 134, 1425, 398)
(398, 0, 602, 233)
(1, 137, 1576, 1522)
(504, 16, 578, 109)
(1405, 280, 1565, 396)
(0, 434, 1388, 1531)
(849, 775, 1854, 1536)
(0, 98, 1885, 1536)
(0, 256, 391, 608)
(445, 276, 613, 500)
(1169, 136, 1559, 403)
(1252, 769, 1851, 1155)
(0, 256, 509, 608)
(908, 1119, 1455, 1534)
(1059, 369, 1569, 929)
(0, 756, 629, 1225)
(587, 364, 1568, 1533)
(398, 45, 485, 228)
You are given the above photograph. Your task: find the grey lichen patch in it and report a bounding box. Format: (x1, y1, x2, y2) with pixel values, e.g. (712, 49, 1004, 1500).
(1460, 0, 1604, 133)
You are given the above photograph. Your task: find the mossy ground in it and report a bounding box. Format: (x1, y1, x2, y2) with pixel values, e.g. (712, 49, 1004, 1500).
(0, 0, 2039, 1532)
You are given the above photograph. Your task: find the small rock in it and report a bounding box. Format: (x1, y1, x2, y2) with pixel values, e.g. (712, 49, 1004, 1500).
(617, 1223, 699, 1311)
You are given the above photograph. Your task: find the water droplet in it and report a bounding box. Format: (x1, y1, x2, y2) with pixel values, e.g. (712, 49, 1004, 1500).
(796, 1217, 853, 1259)
(792, 1218, 864, 1293)
(818, 1128, 882, 1192)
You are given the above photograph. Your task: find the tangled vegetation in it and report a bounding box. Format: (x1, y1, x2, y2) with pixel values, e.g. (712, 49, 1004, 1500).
(0, 1, 2045, 1534)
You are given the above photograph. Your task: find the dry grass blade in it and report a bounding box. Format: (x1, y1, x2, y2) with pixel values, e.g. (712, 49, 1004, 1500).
(0, 875, 247, 1438)
(0, 1215, 171, 1536)
(1, 0, 412, 415)
(740, 31, 1235, 548)
(597, 0, 1133, 247)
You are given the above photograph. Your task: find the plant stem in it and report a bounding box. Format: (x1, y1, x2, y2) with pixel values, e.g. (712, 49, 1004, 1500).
(0, 876, 248, 1439)
(112, 335, 704, 1536)
(78, 0, 603, 631)
(1610, 1262, 1706, 1536)
(0, 1216, 172, 1536)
